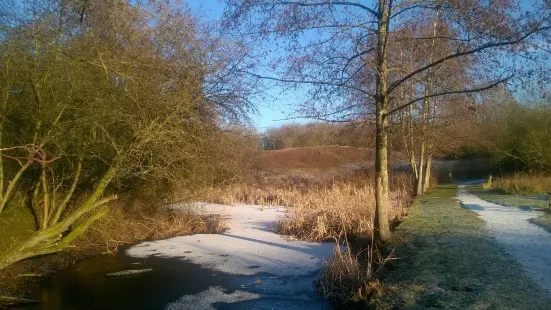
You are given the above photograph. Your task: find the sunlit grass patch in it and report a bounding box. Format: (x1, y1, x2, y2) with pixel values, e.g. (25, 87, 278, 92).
(0, 194, 36, 255)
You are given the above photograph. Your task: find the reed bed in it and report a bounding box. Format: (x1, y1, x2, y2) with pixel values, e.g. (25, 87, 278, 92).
(201, 173, 412, 242)
(492, 173, 551, 195)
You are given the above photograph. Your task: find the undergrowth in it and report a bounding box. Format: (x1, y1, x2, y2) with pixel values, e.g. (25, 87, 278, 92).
(315, 240, 395, 309)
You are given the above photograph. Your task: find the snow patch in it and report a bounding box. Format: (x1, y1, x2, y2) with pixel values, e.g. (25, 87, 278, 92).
(126, 203, 334, 276)
(165, 286, 259, 310)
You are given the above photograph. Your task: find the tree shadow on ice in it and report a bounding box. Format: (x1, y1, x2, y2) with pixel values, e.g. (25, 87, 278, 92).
(220, 233, 325, 253)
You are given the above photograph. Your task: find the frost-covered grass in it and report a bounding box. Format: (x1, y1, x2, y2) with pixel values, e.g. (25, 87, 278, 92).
(469, 185, 548, 209)
(380, 185, 551, 309)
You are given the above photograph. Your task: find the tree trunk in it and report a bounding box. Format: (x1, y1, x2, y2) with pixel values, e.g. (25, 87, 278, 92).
(416, 79, 431, 196)
(416, 143, 425, 196)
(0, 122, 3, 204)
(375, 105, 391, 242)
(374, 0, 391, 242)
(423, 156, 432, 193)
(0, 204, 110, 270)
(0, 163, 30, 214)
(49, 156, 83, 226)
(0, 159, 121, 270)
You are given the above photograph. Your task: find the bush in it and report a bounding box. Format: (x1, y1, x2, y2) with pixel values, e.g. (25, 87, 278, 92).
(315, 244, 387, 308)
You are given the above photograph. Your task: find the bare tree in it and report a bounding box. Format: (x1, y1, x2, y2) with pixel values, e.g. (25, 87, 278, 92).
(223, 0, 551, 241)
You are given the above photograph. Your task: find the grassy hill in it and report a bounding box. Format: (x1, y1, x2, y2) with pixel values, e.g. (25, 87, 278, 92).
(250, 146, 373, 174)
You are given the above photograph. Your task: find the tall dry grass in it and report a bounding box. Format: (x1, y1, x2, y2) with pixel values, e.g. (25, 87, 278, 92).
(76, 207, 225, 253)
(315, 242, 393, 308)
(492, 173, 551, 194)
(200, 172, 412, 242)
(179, 169, 414, 307)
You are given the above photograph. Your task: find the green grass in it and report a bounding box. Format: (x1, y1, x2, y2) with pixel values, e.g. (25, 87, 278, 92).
(0, 195, 36, 255)
(469, 185, 551, 234)
(379, 185, 551, 309)
(532, 215, 551, 234)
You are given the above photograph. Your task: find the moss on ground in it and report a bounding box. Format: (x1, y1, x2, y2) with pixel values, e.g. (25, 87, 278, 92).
(379, 185, 551, 309)
(469, 185, 551, 234)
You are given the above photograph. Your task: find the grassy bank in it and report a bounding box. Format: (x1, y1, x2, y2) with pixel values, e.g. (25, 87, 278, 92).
(380, 185, 551, 309)
(469, 185, 551, 234)
(469, 186, 548, 209)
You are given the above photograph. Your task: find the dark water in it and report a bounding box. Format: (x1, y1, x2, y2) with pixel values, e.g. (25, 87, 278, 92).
(394, 158, 492, 182)
(19, 251, 330, 310)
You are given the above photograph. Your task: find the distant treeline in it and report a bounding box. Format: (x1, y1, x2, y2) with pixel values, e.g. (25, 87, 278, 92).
(258, 97, 551, 175)
(260, 122, 375, 150)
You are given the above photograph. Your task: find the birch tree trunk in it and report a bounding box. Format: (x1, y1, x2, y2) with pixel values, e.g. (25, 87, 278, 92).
(415, 79, 431, 196)
(374, 0, 391, 242)
(422, 156, 432, 193)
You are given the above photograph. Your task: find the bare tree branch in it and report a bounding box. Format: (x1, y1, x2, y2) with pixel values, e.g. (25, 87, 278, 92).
(385, 75, 514, 117)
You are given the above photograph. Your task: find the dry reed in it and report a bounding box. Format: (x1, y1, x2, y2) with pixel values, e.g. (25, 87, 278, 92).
(179, 169, 413, 307)
(315, 240, 394, 308)
(492, 173, 551, 194)
(75, 200, 226, 253)
(199, 172, 412, 242)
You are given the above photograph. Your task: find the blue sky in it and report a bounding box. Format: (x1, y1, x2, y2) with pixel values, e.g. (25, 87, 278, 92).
(188, 0, 549, 130)
(9, 0, 546, 130)
(188, 0, 311, 131)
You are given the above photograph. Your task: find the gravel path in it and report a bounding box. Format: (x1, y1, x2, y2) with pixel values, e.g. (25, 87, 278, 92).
(457, 185, 551, 295)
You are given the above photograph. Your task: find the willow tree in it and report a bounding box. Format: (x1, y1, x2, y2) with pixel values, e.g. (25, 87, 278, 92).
(0, 0, 253, 269)
(223, 0, 551, 241)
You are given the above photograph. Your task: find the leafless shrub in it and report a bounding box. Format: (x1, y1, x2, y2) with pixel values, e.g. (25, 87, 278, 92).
(315, 241, 393, 308)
